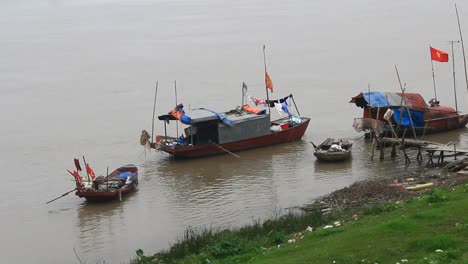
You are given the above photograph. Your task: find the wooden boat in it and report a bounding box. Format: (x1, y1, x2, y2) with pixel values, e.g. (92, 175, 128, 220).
(68, 164, 138, 202)
(350, 92, 468, 137)
(150, 94, 310, 159)
(311, 138, 352, 162)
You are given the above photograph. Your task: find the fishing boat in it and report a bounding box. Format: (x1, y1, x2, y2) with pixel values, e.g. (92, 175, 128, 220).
(311, 138, 352, 162)
(150, 94, 310, 159)
(67, 163, 138, 202)
(350, 92, 468, 137)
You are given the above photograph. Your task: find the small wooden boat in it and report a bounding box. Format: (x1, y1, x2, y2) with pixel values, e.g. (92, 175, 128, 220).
(311, 138, 352, 162)
(68, 164, 138, 202)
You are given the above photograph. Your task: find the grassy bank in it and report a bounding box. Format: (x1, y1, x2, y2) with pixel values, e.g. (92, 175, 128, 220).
(136, 182, 468, 264)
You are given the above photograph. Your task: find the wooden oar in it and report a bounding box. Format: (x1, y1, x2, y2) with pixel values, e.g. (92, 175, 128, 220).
(46, 188, 77, 204)
(211, 141, 240, 158)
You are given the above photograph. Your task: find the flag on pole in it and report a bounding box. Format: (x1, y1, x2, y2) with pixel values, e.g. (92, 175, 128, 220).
(430, 46, 449, 62)
(265, 72, 273, 92)
(86, 163, 96, 180)
(74, 158, 82, 171)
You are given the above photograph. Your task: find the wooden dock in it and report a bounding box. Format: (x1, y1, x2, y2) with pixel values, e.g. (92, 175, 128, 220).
(379, 137, 468, 165)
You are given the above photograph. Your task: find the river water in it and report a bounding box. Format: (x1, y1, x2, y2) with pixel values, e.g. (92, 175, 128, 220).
(1, 0, 468, 263)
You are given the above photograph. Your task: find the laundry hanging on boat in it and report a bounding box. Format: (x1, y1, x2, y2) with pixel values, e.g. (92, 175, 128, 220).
(249, 96, 267, 106)
(243, 104, 267, 115)
(266, 94, 292, 107)
(274, 103, 284, 115)
(249, 94, 293, 108)
(281, 101, 292, 117)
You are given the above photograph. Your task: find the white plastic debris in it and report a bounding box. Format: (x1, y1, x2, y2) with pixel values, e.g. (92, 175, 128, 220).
(401, 259, 408, 262)
(334, 221, 341, 227)
(287, 239, 296, 244)
(435, 249, 444, 253)
(323, 225, 334, 229)
(306, 226, 313, 232)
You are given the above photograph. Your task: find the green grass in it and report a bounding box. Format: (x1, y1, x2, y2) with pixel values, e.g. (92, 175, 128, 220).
(135, 184, 468, 264)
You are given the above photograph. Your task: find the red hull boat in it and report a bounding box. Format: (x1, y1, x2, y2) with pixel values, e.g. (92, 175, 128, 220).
(351, 92, 468, 137)
(157, 117, 310, 158)
(150, 94, 310, 159)
(69, 164, 138, 202)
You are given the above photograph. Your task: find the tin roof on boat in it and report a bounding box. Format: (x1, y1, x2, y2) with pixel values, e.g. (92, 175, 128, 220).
(158, 108, 267, 125)
(350, 92, 428, 110)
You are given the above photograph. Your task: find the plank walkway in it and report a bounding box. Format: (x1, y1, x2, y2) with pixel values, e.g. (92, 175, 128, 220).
(380, 137, 468, 165)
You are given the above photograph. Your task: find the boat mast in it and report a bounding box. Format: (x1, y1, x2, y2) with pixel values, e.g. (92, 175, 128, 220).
(174, 80, 179, 137)
(263, 45, 271, 119)
(367, 83, 371, 118)
(455, 3, 468, 95)
(151, 81, 159, 144)
(395, 65, 417, 138)
(449, 40, 460, 113)
(430, 46, 439, 102)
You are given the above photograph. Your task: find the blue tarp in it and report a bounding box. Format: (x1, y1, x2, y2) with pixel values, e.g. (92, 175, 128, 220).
(119, 172, 136, 179)
(191, 108, 234, 126)
(393, 109, 424, 127)
(362, 92, 390, 107)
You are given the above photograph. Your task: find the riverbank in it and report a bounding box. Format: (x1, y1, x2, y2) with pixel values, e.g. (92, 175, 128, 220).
(134, 161, 468, 264)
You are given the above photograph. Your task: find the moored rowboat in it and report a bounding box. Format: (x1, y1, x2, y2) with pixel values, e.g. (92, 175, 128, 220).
(68, 163, 138, 202)
(311, 138, 352, 162)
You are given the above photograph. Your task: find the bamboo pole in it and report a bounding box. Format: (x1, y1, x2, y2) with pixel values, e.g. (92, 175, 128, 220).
(430, 49, 438, 101)
(174, 80, 179, 137)
(449, 40, 460, 113)
(455, 3, 468, 95)
(151, 81, 159, 144)
(263, 45, 271, 119)
(394, 65, 417, 138)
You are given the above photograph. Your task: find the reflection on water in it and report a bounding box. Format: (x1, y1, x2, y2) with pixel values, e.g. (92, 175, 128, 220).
(149, 141, 308, 228)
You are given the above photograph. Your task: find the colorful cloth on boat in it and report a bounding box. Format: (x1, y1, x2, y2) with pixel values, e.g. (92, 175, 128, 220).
(281, 102, 292, 117)
(249, 96, 267, 106)
(274, 103, 284, 115)
(169, 104, 192, 125)
(243, 104, 267, 115)
(266, 95, 292, 107)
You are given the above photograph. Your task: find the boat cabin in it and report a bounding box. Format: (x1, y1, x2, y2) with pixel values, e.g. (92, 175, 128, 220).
(159, 109, 272, 146)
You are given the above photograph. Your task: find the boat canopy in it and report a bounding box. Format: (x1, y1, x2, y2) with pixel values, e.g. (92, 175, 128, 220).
(350, 92, 428, 110)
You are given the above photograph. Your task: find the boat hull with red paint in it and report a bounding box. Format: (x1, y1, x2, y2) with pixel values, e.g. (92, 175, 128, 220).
(75, 164, 138, 202)
(159, 117, 310, 158)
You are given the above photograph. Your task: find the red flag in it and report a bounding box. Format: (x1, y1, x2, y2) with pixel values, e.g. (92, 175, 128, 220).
(430, 46, 449, 62)
(265, 72, 273, 92)
(74, 158, 82, 171)
(86, 163, 96, 180)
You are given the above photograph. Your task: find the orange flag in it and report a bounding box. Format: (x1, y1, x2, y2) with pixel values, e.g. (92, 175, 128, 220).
(265, 72, 273, 92)
(430, 46, 449, 62)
